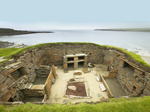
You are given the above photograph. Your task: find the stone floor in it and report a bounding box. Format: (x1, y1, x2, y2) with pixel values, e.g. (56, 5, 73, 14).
(105, 78, 127, 98)
(46, 64, 129, 104)
(23, 96, 43, 103)
(33, 77, 47, 85)
(46, 65, 109, 104)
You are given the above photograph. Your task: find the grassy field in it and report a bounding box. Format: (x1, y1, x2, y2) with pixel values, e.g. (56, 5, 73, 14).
(0, 96, 150, 112)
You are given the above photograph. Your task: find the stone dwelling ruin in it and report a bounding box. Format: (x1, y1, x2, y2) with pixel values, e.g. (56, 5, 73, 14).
(0, 43, 150, 104)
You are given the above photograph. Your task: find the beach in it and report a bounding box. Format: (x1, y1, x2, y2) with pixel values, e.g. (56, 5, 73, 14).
(141, 56, 150, 65)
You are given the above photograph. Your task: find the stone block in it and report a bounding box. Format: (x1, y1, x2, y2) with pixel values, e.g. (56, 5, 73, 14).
(73, 71, 82, 75)
(119, 60, 124, 67)
(102, 65, 108, 71)
(74, 62, 78, 69)
(74, 57, 78, 61)
(64, 63, 67, 69)
(64, 69, 68, 73)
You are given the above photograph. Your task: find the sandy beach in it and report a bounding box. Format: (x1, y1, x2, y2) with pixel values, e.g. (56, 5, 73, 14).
(141, 56, 150, 65)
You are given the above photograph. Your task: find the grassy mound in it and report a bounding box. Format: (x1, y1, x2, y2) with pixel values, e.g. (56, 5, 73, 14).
(0, 96, 150, 112)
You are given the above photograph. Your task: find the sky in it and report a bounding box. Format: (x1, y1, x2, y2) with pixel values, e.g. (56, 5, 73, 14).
(0, 0, 150, 30)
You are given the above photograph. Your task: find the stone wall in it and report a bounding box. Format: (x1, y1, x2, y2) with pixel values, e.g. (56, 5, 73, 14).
(0, 43, 103, 102)
(0, 43, 150, 102)
(39, 44, 103, 65)
(103, 49, 150, 97)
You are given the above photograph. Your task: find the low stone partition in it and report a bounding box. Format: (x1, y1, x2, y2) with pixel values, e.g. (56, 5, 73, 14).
(45, 65, 57, 97)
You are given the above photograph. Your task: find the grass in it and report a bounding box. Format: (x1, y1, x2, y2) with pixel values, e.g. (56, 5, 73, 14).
(0, 48, 19, 57)
(1, 42, 149, 68)
(0, 96, 150, 112)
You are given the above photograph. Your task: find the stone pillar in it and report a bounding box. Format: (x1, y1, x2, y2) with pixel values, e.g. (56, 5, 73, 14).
(74, 62, 78, 69)
(63, 56, 68, 73)
(74, 56, 78, 69)
(64, 63, 67, 69)
(64, 63, 68, 73)
(52, 65, 57, 78)
(74, 57, 78, 61)
(84, 55, 88, 68)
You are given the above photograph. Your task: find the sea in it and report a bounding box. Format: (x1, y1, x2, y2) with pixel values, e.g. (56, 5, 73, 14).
(0, 30, 150, 56)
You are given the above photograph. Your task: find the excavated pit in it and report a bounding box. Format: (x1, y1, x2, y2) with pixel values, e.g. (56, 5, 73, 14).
(1, 43, 150, 104)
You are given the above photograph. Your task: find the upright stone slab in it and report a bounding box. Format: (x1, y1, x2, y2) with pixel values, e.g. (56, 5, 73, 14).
(74, 62, 78, 69)
(52, 65, 57, 78)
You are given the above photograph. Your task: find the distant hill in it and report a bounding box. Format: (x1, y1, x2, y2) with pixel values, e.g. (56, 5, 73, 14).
(0, 28, 53, 36)
(95, 28, 150, 32)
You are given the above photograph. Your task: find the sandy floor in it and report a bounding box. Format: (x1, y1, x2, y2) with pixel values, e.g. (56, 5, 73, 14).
(46, 66, 109, 104)
(141, 56, 150, 65)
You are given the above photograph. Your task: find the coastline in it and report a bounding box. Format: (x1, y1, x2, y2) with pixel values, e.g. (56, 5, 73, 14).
(141, 56, 150, 65)
(95, 28, 150, 32)
(0, 28, 53, 36)
(0, 31, 54, 36)
(0, 41, 28, 48)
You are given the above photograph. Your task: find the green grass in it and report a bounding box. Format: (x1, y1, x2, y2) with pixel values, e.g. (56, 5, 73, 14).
(0, 96, 150, 112)
(1, 42, 150, 68)
(0, 48, 19, 57)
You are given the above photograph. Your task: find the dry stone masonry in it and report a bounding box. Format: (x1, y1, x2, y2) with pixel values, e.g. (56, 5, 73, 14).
(0, 43, 150, 103)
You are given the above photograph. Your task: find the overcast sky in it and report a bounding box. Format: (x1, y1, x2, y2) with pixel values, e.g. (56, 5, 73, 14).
(0, 0, 150, 30)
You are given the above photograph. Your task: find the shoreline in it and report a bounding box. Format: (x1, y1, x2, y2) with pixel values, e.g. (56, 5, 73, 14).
(0, 31, 54, 36)
(95, 28, 150, 32)
(0, 28, 54, 36)
(0, 41, 28, 48)
(141, 56, 150, 65)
